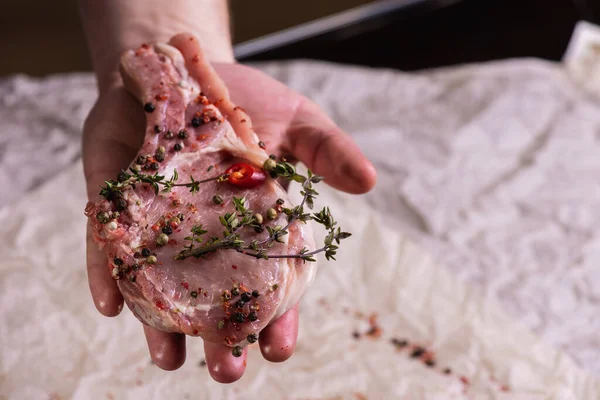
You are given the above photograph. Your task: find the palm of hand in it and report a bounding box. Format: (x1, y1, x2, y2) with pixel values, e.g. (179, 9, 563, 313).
(83, 63, 376, 383)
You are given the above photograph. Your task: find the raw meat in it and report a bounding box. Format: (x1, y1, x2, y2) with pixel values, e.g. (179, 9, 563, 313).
(84, 33, 316, 348)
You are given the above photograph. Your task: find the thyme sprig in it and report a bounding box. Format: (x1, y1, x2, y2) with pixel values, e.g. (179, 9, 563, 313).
(175, 160, 351, 262)
(100, 168, 229, 200)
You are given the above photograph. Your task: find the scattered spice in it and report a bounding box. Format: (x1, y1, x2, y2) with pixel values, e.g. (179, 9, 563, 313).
(156, 233, 169, 246)
(352, 331, 361, 339)
(146, 255, 157, 264)
(141, 248, 151, 257)
(222, 290, 232, 300)
(191, 116, 202, 127)
(253, 213, 264, 225)
(425, 360, 436, 368)
(129, 275, 137, 283)
(165, 130, 174, 139)
(258, 141, 266, 149)
(248, 312, 258, 321)
(231, 313, 245, 323)
(267, 208, 278, 220)
(443, 368, 452, 375)
(174, 143, 183, 152)
(150, 162, 160, 170)
(232, 265, 238, 270)
(198, 359, 206, 367)
(241, 292, 251, 302)
(96, 211, 110, 224)
(247, 333, 258, 343)
(190, 291, 198, 298)
(391, 338, 409, 348)
(162, 225, 173, 235)
(207, 165, 214, 172)
(271, 284, 279, 291)
(154, 125, 162, 134)
(212, 195, 223, 205)
(178, 130, 188, 139)
(144, 102, 156, 113)
(232, 346, 243, 357)
(410, 347, 425, 358)
(231, 287, 240, 296)
(252, 290, 260, 298)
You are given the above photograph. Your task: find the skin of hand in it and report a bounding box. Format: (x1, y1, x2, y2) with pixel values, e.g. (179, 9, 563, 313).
(80, 0, 376, 385)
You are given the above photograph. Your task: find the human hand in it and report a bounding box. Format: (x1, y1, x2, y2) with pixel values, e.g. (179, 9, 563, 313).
(83, 62, 376, 383)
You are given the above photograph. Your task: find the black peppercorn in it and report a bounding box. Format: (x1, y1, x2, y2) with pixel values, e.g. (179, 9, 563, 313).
(155, 152, 165, 162)
(150, 162, 159, 170)
(251, 290, 260, 298)
(154, 125, 162, 133)
(136, 155, 147, 165)
(162, 225, 173, 235)
(113, 257, 123, 266)
(235, 300, 246, 309)
(231, 287, 240, 296)
(410, 348, 425, 358)
(254, 225, 265, 233)
(129, 274, 136, 283)
(178, 130, 188, 139)
(117, 172, 128, 182)
(241, 292, 252, 302)
(232, 346, 243, 357)
(269, 154, 276, 160)
(165, 130, 174, 139)
(276, 198, 284, 205)
(212, 195, 223, 205)
(114, 197, 127, 211)
(258, 141, 266, 149)
(144, 102, 155, 113)
(425, 360, 436, 368)
(141, 248, 151, 257)
(190, 291, 198, 298)
(231, 313, 245, 323)
(248, 312, 258, 322)
(174, 143, 183, 152)
(247, 333, 258, 343)
(191, 116, 202, 127)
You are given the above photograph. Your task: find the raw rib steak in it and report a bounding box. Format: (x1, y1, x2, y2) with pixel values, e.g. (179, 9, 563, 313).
(84, 33, 316, 348)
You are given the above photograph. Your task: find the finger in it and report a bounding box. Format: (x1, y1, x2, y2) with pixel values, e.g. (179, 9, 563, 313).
(204, 341, 247, 383)
(259, 304, 299, 363)
(144, 325, 186, 371)
(86, 222, 124, 317)
(286, 99, 377, 194)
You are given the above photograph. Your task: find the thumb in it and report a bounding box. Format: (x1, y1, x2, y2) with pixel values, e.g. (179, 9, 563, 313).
(285, 98, 377, 194)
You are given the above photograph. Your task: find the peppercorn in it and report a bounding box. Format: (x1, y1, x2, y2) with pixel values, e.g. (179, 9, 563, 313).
(150, 162, 159, 170)
(190, 291, 198, 298)
(136, 155, 147, 165)
(157, 145, 166, 154)
(231, 313, 245, 323)
(253, 213, 263, 225)
(443, 368, 452, 375)
(114, 197, 127, 211)
(191, 116, 202, 127)
(174, 143, 183, 152)
(222, 290, 232, 300)
(263, 158, 277, 172)
(276, 198, 284, 205)
(248, 312, 258, 322)
(232, 346, 243, 357)
(235, 300, 246, 309)
(425, 360, 436, 368)
(107, 221, 118, 231)
(212, 195, 223, 205)
(251, 290, 260, 298)
(162, 225, 173, 235)
(410, 348, 425, 358)
(177, 213, 185, 221)
(111, 267, 120, 279)
(117, 172, 128, 182)
(132, 263, 140, 270)
(156, 233, 169, 246)
(154, 125, 162, 133)
(113, 257, 123, 266)
(144, 102, 155, 113)
(131, 164, 141, 172)
(267, 208, 278, 220)
(146, 255, 157, 264)
(254, 225, 265, 233)
(155, 153, 165, 162)
(269, 154, 276, 160)
(141, 248, 151, 257)
(247, 333, 258, 343)
(258, 141, 266, 149)
(178, 130, 188, 139)
(231, 287, 240, 296)
(96, 211, 110, 224)
(165, 130, 174, 139)
(129, 274, 136, 283)
(241, 292, 252, 302)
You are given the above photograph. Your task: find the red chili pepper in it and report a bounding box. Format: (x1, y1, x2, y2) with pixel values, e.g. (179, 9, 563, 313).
(225, 163, 267, 188)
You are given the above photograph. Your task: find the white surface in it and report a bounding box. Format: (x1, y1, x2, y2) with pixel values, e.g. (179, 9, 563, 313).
(1, 162, 598, 399)
(2, 47, 600, 398)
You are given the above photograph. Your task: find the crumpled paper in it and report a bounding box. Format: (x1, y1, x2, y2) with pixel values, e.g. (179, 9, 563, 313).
(1, 161, 598, 399)
(3, 43, 600, 398)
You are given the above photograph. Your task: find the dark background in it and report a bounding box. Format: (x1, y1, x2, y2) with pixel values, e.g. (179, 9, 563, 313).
(0, 0, 598, 77)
